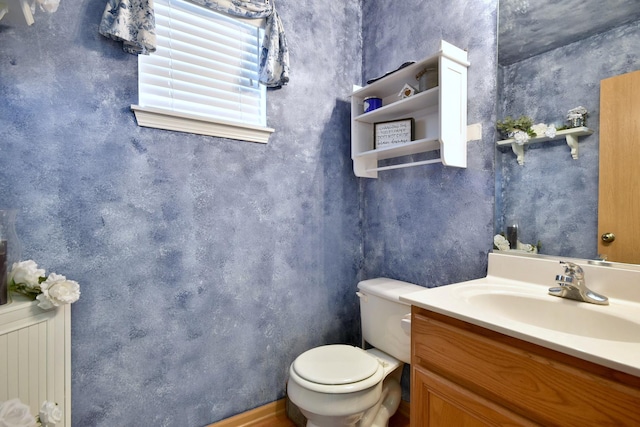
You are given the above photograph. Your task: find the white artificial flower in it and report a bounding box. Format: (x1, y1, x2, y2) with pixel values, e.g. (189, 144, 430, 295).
(493, 234, 510, 251)
(531, 123, 557, 139)
(9, 260, 45, 290)
(39, 401, 62, 427)
(544, 124, 557, 138)
(531, 123, 547, 137)
(0, 399, 37, 427)
(516, 241, 538, 254)
(36, 273, 80, 310)
(511, 130, 530, 145)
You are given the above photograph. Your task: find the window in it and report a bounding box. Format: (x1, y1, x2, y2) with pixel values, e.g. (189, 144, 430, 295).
(131, 0, 274, 143)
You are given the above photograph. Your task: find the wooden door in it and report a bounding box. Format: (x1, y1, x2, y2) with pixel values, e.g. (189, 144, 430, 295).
(598, 70, 640, 264)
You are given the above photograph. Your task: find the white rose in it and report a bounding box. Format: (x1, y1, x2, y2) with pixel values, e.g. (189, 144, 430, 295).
(544, 124, 557, 139)
(9, 260, 45, 289)
(531, 123, 547, 137)
(512, 130, 530, 146)
(36, 273, 80, 310)
(39, 401, 62, 427)
(493, 234, 510, 251)
(516, 241, 538, 254)
(0, 399, 37, 427)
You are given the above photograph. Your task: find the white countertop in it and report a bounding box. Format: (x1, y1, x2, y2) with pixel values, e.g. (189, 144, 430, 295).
(400, 252, 640, 377)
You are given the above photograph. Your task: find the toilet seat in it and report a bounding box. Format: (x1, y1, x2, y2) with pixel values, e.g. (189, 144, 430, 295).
(290, 345, 384, 394)
(294, 345, 380, 385)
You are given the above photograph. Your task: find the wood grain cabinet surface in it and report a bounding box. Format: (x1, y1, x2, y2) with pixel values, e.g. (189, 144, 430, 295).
(410, 307, 640, 427)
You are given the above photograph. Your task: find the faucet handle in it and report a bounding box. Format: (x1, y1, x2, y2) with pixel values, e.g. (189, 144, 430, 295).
(555, 274, 574, 284)
(559, 260, 584, 276)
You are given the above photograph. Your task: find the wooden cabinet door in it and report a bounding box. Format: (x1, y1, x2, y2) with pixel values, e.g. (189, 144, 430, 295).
(598, 69, 640, 263)
(411, 307, 640, 427)
(412, 366, 536, 427)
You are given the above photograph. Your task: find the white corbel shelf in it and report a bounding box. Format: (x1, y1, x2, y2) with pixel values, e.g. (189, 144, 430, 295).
(496, 126, 593, 165)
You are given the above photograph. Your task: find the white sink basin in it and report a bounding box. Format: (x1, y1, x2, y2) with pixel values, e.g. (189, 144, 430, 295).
(400, 252, 640, 377)
(456, 284, 640, 342)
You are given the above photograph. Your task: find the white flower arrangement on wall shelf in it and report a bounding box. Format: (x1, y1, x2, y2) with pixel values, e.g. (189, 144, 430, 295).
(496, 115, 536, 145)
(493, 234, 540, 254)
(0, 398, 62, 427)
(8, 260, 80, 310)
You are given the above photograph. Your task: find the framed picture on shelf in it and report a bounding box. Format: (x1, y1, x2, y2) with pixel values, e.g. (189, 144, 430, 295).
(374, 118, 414, 149)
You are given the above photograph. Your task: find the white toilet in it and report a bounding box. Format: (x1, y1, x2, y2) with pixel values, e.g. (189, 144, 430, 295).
(287, 278, 424, 427)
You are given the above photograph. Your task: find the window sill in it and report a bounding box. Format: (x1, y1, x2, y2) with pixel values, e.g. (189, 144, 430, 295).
(131, 105, 275, 144)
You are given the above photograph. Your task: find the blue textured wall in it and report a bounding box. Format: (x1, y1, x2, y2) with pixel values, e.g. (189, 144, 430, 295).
(361, 0, 498, 287)
(2, 0, 500, 425)
(497, 21, 640, 259)
(1, 0, 363, 425)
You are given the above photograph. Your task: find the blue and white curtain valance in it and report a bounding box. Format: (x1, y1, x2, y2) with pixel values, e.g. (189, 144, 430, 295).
(98, 0, 289, 88)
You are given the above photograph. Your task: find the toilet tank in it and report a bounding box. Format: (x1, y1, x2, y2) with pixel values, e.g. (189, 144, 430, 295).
(357, 278, 425, 364)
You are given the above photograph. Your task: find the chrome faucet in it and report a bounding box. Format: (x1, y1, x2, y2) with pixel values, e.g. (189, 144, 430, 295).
(549, 261, 609, 305)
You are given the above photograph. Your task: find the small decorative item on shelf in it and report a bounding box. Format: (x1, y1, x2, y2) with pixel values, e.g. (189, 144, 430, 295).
(398, 83, 417, 99)
(493, 233, 541, 254)
(567, 106, 588, 128)
(496, 115, 536, 145)
(363, 96, 382, 113)
(415, 67, 437, 92)
(0, 398, 62, 427)
(8, 260, 80, 310)
(374, 118, 414, 149)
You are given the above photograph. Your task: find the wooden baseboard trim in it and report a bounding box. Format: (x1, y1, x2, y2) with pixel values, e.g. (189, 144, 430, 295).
(207, 399, 287, 427)
(208, 397, 410, 427)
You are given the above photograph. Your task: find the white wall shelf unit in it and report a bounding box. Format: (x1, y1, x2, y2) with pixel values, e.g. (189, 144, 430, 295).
(496, 126, 594, 165)
(0, 295, 71, 426)
(351, 40, 470, 178)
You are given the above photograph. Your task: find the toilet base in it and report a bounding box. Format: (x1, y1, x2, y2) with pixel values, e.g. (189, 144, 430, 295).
(359, 375, 402, 427)
(287, 374, 402, 427)
(286, 396, 307, 427)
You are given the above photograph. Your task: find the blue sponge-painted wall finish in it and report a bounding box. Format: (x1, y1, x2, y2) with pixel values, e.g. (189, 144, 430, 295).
(361, 0, 498, 287)
(1, 0, 497, 425)
(497, 21, 640, 259)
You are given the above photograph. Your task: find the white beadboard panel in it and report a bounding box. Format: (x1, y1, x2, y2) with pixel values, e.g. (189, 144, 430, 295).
(0, 296, 71, 426)
(0, 333, 7, 400)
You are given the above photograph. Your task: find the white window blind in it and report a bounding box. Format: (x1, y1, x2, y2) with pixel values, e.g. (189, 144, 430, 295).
(132, 0, 274, 143)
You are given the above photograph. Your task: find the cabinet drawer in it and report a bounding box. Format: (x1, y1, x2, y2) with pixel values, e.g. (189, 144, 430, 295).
(412, 307, 640, 426)
(412, 366, 538, 427)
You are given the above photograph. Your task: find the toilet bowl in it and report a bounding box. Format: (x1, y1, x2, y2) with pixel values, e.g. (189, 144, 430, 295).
(287, 278, 424, 427)
(287, 345, 402, 427)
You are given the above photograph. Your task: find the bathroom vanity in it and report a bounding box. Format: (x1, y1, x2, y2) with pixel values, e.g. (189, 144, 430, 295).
(401, 252, 640, 426)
